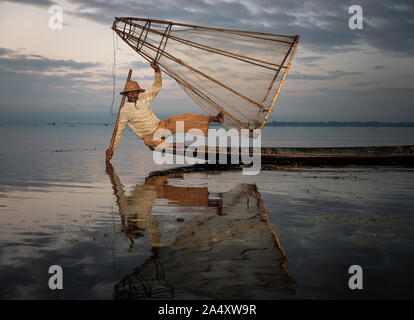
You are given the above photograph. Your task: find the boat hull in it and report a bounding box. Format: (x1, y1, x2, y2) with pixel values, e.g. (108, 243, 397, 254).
(164, 145, 414, 166)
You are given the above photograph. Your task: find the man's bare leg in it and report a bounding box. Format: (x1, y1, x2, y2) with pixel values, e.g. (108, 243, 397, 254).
(145, 113, 221, 151)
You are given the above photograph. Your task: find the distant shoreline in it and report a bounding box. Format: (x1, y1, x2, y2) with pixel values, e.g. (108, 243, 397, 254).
(265, 121, 414, 127)
(1, 121, 414, 127)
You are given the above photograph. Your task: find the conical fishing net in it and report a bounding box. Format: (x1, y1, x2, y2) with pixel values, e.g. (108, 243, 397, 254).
(112, 17, 299, 135)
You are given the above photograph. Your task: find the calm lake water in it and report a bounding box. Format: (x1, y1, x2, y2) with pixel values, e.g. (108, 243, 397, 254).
(0, 124, 413, 299)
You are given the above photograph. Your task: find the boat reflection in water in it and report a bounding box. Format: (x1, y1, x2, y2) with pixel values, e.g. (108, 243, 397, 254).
(106, 164, 295, 299)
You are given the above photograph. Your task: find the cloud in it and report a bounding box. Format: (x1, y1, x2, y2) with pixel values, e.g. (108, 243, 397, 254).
(242, 0, 414, 56)
(2, 0, 55, 6)
(297, 55, 325, 63)
(0, 52, 101, 73)
(79, 0, 414, 56)
(0, 48, 109, 111)
(350, 81, 374, 87)
(289, 70, 362, 80)
(0, 48, 14, 56)
(4, 0, 414, 56)
(0, 47, 106, 96)
(0, 47, 192, 122)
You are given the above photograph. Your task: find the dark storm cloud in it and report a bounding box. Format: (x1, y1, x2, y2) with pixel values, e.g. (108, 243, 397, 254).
(238, 0, 414, 55)
(67, 0, 255, 29)
(66, 0, 414, 56)
(88, 0, 413, 56)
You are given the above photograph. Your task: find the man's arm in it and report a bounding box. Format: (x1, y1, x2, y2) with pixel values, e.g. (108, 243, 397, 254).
(113, 109, 128, 150)
(147, 62, 162, 101)
(106, 162, 126, 202)
(106, 109, 128, 161)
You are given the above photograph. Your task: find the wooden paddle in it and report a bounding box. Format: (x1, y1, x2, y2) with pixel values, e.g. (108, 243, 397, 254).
(106, 69, 133, 162)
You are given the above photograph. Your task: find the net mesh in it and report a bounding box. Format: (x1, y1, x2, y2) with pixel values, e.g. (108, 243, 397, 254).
(112, 18, 299, 134)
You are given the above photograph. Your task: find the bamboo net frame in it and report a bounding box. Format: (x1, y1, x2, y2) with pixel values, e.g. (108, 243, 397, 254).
(112, 17, 299, 135)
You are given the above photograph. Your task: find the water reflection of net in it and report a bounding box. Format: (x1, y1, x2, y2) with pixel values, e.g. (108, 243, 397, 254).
(113, 183, 295, 300)
(114, 256, 174, 299)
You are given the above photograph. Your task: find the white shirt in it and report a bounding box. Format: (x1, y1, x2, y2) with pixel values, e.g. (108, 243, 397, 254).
(113, 71, 162, 149)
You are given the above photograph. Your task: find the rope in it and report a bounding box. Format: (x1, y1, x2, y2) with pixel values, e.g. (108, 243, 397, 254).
(110, 30, 121, 116)
(110, 30, 117, 116)
(111, 204, 118, 284)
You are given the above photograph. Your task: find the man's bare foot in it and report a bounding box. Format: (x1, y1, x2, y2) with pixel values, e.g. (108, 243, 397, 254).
(217, 111, 224, 123)
(211, 111, 224, 123)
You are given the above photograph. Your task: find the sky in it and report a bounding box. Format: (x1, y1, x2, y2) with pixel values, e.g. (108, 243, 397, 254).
(0, 0, 413, 123)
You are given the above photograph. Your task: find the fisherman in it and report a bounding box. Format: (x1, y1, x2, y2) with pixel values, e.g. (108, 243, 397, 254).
(105, 61, 223, 162)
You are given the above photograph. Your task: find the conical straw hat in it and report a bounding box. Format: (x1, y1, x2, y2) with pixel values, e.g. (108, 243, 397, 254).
(120, 80, 145, 95)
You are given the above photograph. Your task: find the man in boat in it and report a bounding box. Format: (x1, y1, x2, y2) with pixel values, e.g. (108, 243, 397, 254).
(105, 61, 223, 162)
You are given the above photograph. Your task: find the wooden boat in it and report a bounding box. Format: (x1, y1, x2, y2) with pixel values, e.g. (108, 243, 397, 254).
(162, 144, 414, 166)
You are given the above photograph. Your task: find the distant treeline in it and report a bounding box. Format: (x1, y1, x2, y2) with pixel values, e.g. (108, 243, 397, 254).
(266, 121, 414, 127)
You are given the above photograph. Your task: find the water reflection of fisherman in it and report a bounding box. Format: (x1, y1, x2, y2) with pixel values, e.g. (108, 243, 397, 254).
(106, 163, 161, 250)
(112, 174, 295, 299)
(106, 163, 223, 250)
